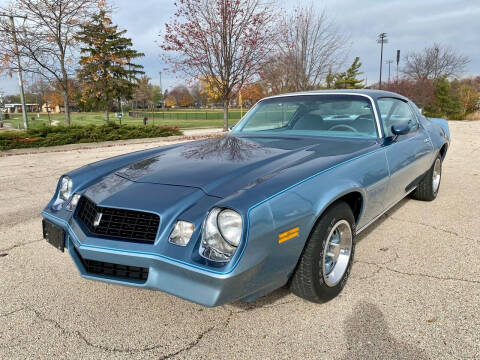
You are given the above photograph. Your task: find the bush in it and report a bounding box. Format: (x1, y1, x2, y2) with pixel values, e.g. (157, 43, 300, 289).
(0, 123, 182, 151)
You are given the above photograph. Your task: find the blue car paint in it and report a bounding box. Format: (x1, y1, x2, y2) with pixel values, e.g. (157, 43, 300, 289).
(42, 90, 450, 306)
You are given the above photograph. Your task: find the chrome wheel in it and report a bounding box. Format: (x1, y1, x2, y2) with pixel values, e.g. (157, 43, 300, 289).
(322, 220, 352, 287)
(432, 158, 441, 193)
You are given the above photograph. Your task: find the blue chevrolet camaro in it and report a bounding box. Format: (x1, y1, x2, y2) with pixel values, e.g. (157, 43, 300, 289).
(42, 90, 450, 306)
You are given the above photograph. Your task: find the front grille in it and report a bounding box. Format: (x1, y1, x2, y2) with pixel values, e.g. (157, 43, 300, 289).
(76, 196, 160, 243)
(74, 248, 148, 282)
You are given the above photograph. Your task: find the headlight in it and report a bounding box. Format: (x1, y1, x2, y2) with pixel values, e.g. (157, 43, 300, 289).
(65, 193, 81, 211)
(200, 208, 243, 262)
(169, 221, 195, 246)
(58, 176, 73, 201)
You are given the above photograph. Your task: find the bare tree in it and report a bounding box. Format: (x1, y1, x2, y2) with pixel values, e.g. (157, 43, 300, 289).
(402, 43, 470, 82)
(160, 0, 278, 131)
(271, 4, 349, 92)
(0, 0, 99, 125)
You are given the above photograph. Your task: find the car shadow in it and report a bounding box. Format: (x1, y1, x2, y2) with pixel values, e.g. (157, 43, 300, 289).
(356, 197, 410, 243)
(343, 301, 430, 359)
(230, 286, 291, 311)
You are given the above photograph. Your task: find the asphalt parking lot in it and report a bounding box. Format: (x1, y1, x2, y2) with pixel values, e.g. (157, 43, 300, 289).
(1, 121, 479, 359)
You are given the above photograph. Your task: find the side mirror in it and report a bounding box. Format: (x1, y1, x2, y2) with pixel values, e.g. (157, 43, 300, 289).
(391, 124, 410, 136)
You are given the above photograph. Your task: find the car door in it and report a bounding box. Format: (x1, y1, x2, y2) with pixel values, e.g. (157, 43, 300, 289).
(378, 97, 434, 205)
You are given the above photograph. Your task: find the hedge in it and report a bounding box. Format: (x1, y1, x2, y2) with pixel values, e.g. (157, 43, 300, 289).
(0, 122, 182, 151)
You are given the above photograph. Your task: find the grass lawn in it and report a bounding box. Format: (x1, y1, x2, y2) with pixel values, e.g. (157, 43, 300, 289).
(3, 110, 243, 130)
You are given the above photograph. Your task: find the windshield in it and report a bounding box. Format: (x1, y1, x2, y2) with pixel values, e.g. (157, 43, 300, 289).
(233, 95, 378, 138)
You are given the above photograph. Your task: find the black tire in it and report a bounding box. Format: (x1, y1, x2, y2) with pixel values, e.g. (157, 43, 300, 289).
(290, 201, 356, 303)
(411, 154, 442, 201)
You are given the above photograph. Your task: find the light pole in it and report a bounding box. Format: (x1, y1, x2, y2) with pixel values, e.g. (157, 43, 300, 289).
(377, 33, 388, 89)
(0, 12, 28, 129)
(386, 60, 394, 84)
(159, 71, 163, 108)
(0, 92, 4, 128)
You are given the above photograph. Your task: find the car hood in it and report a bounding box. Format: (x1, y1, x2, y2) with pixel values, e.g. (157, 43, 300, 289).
(114, 135, 377, 198)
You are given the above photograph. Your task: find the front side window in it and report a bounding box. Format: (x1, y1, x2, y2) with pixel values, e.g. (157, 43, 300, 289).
(377, 98, 419, 137)
(233, 95, 378, 139)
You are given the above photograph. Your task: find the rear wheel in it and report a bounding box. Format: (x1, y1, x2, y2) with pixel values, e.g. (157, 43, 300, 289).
(290, 201, 355, 303)
(411, 154, 442, 201)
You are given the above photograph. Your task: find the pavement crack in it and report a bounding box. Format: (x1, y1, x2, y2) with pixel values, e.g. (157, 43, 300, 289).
(355, 260, 480, 285)
(389, 217, 477, 242)
(28, 306, 224, 356)
(0, 239, 43, 253)
(0, 307, 26, 317)
(159, 325, 216, 360)
(29, 307, 166, 353)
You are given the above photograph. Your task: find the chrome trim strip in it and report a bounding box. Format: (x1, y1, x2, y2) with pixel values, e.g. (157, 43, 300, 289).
(356, 187, 417, 234)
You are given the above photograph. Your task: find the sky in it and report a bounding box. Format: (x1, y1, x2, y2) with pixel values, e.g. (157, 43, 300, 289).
(0, 0, 479, 96)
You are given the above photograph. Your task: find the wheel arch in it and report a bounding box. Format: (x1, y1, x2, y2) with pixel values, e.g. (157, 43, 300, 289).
(439, 143, 448, 160)
(300, 188, 365, 249)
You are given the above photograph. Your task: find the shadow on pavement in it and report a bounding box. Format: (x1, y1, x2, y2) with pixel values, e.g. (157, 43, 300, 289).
(356, 197, 410, 243)
(343, 301, 430, 360)
(230, 286, 291, 311)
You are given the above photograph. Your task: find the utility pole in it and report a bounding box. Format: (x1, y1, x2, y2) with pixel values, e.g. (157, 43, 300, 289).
(159, 71, 163, 108)
(0, 12, 28, 129)
(0, 92, 4, 128)
(396, 49, 401, 83)
(377, 33, 388, 89)
(386, 60, 394, 84)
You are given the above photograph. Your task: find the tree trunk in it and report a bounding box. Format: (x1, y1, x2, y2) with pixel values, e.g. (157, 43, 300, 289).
(60, 60, 71, 126)
(104, 109, 109, 123)
(223, 98, 229, 131)
(63, 90, 71, 126)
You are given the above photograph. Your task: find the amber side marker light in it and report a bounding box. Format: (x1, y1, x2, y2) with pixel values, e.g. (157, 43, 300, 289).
(278, 227, 299, 243)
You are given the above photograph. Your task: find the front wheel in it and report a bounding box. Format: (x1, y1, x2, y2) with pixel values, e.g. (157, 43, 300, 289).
(411, 154, 442, 201)
(290, 201, 355, 303)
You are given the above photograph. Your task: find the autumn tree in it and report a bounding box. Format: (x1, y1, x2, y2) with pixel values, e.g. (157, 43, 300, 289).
(456, 83, 479, 115)
(0, 0, 99, 125)
(76, 9, 144, 122)
(179, 91, 194, 107)
(383, 79, 435, 109)
(240, 82, 264, 105)
(200, 76, 222, 104)
(161, 0, 277, 131)
(135, 76, 154, 109)
(190, 81, 207, 106)
(275, 3, 349, 91)
(165, 95, 177, 107)
(403, 43, 470, 82)
(169, 85, 192, 107)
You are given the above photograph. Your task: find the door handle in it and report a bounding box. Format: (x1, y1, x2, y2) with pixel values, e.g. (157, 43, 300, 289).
(424, 138, 431, 143)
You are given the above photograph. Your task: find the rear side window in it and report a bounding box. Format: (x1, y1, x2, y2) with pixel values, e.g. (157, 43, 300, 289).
(378, 98, 418, 137)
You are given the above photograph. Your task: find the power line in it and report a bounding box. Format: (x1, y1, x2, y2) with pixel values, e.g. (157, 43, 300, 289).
(377, 33, 388, 90)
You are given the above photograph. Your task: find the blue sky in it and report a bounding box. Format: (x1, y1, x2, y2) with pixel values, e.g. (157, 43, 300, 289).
(0, 0, 479, 95)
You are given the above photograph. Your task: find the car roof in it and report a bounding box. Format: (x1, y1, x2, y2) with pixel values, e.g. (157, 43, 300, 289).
(263, 89, 410, 102)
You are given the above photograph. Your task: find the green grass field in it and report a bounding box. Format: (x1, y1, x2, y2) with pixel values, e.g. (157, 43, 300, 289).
(3, 109, 244, 130)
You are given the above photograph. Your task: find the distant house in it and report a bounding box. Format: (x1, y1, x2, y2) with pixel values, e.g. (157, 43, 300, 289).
(41, 103, 64, 114)
(4, 103, 39, 113)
